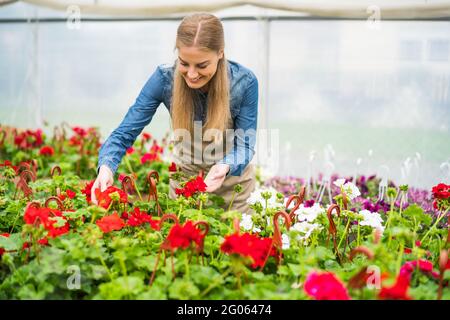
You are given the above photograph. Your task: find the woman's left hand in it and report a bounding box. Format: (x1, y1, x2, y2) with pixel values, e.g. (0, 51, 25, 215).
(204, 164, 230, 192)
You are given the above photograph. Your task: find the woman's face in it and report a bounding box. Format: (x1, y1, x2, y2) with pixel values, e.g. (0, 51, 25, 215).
(177, 46, 223, 91)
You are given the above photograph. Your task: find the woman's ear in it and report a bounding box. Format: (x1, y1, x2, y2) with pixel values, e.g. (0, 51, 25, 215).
(218, 50, 224, 60)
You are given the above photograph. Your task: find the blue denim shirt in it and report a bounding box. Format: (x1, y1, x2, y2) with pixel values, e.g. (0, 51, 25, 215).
(97, 59, 258, 177)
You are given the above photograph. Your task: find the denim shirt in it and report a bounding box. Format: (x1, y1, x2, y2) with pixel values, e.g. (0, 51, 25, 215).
(97, 59, 258, 177)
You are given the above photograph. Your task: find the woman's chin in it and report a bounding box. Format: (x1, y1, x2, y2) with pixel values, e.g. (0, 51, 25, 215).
(186, 81, 206, 90)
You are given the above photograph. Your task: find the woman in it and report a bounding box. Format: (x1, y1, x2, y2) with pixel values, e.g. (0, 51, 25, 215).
(91, 13, 258, 213)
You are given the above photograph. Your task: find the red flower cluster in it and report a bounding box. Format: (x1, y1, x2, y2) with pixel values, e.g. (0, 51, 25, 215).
(140, 152, 160, 164)
(96, 212, 125, 233)
(432, 183, 450, 199)
(126, 147, 135, 155)
(220, 232, 275, 269)
(14, 129, 43, 149)
(24, 206, 70, 238)
(142, 132, 152, 141)
(81, 180, 95, 203)
(58, 189, 76, 201)
(168, 162, 177, 172)
(379, 259, 437, 300)
(0, 160, 19, 173)
(123, 207, 159, 229)
(94, 186, 128, 209)
(175, 176, 207, 198)
(72, 126, 88, 138)
(39, 146, 54, 157)
(304, 271, 350, 300)
(150, 141, 164, 154)
(69, 126, 97, 147)
(431, 183, 450, 210)
(166, 221, 205, 251)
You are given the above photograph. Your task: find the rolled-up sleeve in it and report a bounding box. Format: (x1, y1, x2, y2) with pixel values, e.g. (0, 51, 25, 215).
(219, 74, 258, 176)
(97, 67, 165, 174)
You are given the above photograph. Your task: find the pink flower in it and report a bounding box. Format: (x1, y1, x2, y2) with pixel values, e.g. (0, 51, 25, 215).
(304, 271, 350, 300)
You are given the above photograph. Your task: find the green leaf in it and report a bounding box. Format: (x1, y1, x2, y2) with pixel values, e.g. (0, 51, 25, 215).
(0, 233, 22, 250)
(168, 278, 200, 300)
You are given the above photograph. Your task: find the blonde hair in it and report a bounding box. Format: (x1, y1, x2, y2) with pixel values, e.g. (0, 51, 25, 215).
(171, 13, 230, 133)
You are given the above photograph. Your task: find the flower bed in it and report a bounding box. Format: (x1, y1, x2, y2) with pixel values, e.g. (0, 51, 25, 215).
(0, 124, 449, 300)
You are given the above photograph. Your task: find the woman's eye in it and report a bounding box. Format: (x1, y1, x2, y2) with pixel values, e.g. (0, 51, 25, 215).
(198, 65, 207, 69)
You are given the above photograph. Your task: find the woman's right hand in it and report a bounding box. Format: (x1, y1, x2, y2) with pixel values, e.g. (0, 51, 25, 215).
(91, 165, 114, 205)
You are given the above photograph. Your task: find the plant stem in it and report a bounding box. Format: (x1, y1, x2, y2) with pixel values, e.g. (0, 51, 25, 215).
(228, 191, 237, 212)
(119, 255, 128, 278)
(124, 156, 134, 175)
(200, 267, 233, 297)
(420, 208, 449, 245)
(357, 222, 361, 246)
(396, 241, 404, 275)
(337, 217, 351, 251)
(97, 247, 113, 281)
(185, 253, 190, 279)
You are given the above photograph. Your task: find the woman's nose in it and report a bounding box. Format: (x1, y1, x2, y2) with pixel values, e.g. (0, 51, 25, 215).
(187, 68, 198, 79)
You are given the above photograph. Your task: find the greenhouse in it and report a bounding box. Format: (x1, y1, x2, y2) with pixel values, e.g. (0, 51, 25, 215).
(0, 0, 450, 303)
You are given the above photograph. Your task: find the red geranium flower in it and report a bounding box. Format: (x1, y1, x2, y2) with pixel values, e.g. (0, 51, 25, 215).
(304, 271, 350, 300)
(175, 175, 207, 198)
(66, 189, 76, 199)
(39, 146, 54, 156)
(0, 160, 19, 173)
(432, 183, 450, 199)
(142, 133, 152, 141)
(125, 207, 159, 229)
(14, 129, 43, 149)
(94, 186, 128, 210)
(378, 259, 435, 300)
(140, 152, 160, 164)
(150, 141, 164, 154)
(168, 162, 177, 172)
(220, 232, 275, 269)
(69, 136, 82, 146)
(96, 212, 125, 233)
(81, 180, 95, 204)
(23, 206, 70, 238)
(72, 126, 88, 137)
(166, 221, 205, 251)
(126, 147, 135, 155)
(22, 237, 49, 249)
(378, 271, 411, 300)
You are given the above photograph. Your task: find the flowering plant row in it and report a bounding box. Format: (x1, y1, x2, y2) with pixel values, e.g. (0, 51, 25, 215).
(0, 124, 449, 300)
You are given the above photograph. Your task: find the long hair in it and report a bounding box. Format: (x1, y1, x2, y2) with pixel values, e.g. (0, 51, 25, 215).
(171, 13, 230, 134)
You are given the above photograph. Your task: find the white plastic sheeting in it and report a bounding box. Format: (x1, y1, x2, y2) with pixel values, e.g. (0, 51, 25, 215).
(6, 0, 450, 18)
(0, 1, 449, 188)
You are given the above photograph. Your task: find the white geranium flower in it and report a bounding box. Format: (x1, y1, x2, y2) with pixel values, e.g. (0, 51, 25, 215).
(292, 221, 323, 245)
(359, 209, 385, 233)
(282, 233, 290, 250)
(252, 226, 262, 233)
(333, 178, 346, 188)
(246, 187, 280, 209)
(342, 182, 361, 200)
(294, 203, 324, 223)
(240, 213, 253, 231)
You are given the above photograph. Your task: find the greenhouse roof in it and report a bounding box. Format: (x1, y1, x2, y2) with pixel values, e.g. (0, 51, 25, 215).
(0, 0, 450, 19)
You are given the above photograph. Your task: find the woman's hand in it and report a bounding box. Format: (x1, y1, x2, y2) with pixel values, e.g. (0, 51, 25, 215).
(204, 164, 230, 193)
(91, 165, 114, 205)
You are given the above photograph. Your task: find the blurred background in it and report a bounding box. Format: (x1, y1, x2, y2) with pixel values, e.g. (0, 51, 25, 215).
(1, 0, 449, 189)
